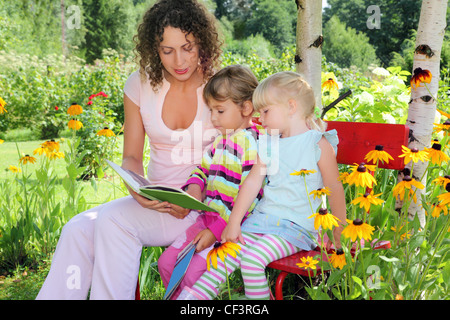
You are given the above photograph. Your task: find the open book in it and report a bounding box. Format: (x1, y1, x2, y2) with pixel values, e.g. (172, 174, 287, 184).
(163, 241, 197, 300)
(107, 160, 217, 212)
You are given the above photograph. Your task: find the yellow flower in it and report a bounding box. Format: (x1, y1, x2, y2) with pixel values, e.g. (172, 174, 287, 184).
(96, 127, 116, 137)
(47, 151, 65, 160)
(206, 242, 241, 271)
(351, 191, 384, 212)
(309, 187, 331, 200)
(433, 121, 450, 135)
(33, 146, 46, 156)
(308, 208, 340, 230)
(296, 256, 319, 270)
(390, 226, 412, 241)
(68, 119, 83, 130)
(290, 169, 316, 176)
(0, 139, 4, 144)
(339, 172, 349, 184)
(364, 145, 394, 165)
(432, 176, 450, 187)
(392, 175, 425, 203)
(19, 154, 37, 165)
(430, 202, 448, 218)
(67, 103, 83, 116)
(395, 294, 404, 300)
(346, 163, 377, 189)
(425, 142, 449, 165)
(342, 219, 375, 242)
(0, 97, 7, 114)
(410, 67, 432, 90)
(437, 183, 450, 206)
(8, 165, 21, 173)
(398, 145, 429, 165)
(322, 78, 339, 91)
(329, 249, 347, 269)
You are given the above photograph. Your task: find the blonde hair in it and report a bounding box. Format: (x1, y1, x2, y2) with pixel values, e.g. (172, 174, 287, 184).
(203, 65, 258, 108)
(253, 71, 326, 132)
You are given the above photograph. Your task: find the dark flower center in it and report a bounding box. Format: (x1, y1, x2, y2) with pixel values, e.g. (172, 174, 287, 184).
(446, 183, 450, 193)
(214, 242, 221, 248)
(357, 164, 367, 173)
(375, 145, 384, 151)
(363, 192, 370, 198)
(336, 248, 344, 255)
(403, 175, 412, 182)
(444, 120, 450, 125)
(353, 219, 363, 226)
(319, 208, 328, 215)
(411, 147, 419, 153)
(432, 143, 442, 151)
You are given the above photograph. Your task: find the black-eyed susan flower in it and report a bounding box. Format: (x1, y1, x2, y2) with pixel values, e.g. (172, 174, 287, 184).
(296, 256, 319, 270)
(68, 119, 83, 130)
(430, 202, 448, 218)
(364, 145, 394, 165)
(19, 154, 37, 165)
(329, 248, 347, 269)
(390, 225, 412, 241)
(392, 175, 425, 203)
(424, 142, 449, 165)
(339, 172, 349, 184)
(308, 208, 340, 230)
(437, 183, 450, 206)
(8, 165, 21, 173)
(322, 78, 339, 91)
(432, 175, 450, 187)
(67, 103, 83, 116)
(206, 242, 241, 271)
(290, 169, 316, 176)
(433, 120, 450, 135)
(410, 67, 432, 90)
(96, 127, 115, 137)
(346, 163, 377, 189)
(0, 97, 7, 114)
(309, 187, 331, 200)
(33, 145, 46, 156)
(47, 151, 65, 160)
(351, 191, 384, 212)
(398, 145, 429, 165)
(342, 218, 375, 242)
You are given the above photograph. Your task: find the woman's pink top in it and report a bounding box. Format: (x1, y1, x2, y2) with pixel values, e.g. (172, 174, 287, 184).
(123, 70, 216, 188)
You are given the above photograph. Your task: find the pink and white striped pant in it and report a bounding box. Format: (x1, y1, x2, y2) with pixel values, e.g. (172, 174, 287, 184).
(187, 232, 299, 300)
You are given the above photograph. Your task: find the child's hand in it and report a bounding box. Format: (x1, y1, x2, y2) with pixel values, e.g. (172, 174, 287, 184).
(221, 223, 245, 245)
(193, 229, 216, 252)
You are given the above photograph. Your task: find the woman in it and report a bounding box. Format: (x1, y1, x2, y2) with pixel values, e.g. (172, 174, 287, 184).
(37, 0, 222, 300)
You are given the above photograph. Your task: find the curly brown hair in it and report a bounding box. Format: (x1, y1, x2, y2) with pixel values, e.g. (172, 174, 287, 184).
(134, 0, 222, 89)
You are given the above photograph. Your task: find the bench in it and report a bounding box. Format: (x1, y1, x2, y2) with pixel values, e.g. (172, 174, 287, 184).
(267, 120, 410, 300)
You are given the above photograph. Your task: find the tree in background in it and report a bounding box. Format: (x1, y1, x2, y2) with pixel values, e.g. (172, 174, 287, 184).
(322, 16, 379, 70)
(81, 0, 135, 63)
(323, 0, 423, 66)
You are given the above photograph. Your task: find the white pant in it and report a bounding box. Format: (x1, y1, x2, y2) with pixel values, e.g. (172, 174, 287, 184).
(36, 195, 198, 300)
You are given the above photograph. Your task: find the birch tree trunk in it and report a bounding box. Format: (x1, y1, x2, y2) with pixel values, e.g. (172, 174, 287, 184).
(398, 0, 448, 227)
(295, 0, 323, 110)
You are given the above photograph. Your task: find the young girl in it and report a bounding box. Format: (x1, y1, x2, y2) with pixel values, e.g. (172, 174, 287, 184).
(179, 71, 346, 300)
(158, 65, 266, 299)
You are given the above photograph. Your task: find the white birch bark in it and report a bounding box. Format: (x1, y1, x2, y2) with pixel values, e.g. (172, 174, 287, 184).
(295, 0, 323, 110)
(400, 0, 448, 227)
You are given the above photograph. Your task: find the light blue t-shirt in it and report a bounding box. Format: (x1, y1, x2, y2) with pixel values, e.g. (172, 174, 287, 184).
(241, 129, 338, 250)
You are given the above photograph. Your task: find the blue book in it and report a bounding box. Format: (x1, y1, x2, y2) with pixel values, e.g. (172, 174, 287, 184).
(163, 241, 197, 300)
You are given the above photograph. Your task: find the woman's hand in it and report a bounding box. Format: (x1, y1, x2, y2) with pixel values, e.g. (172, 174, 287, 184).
(193, 229, 216, 252)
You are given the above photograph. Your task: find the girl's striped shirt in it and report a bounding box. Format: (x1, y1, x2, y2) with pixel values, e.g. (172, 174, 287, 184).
(182, 123, 266, 240)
